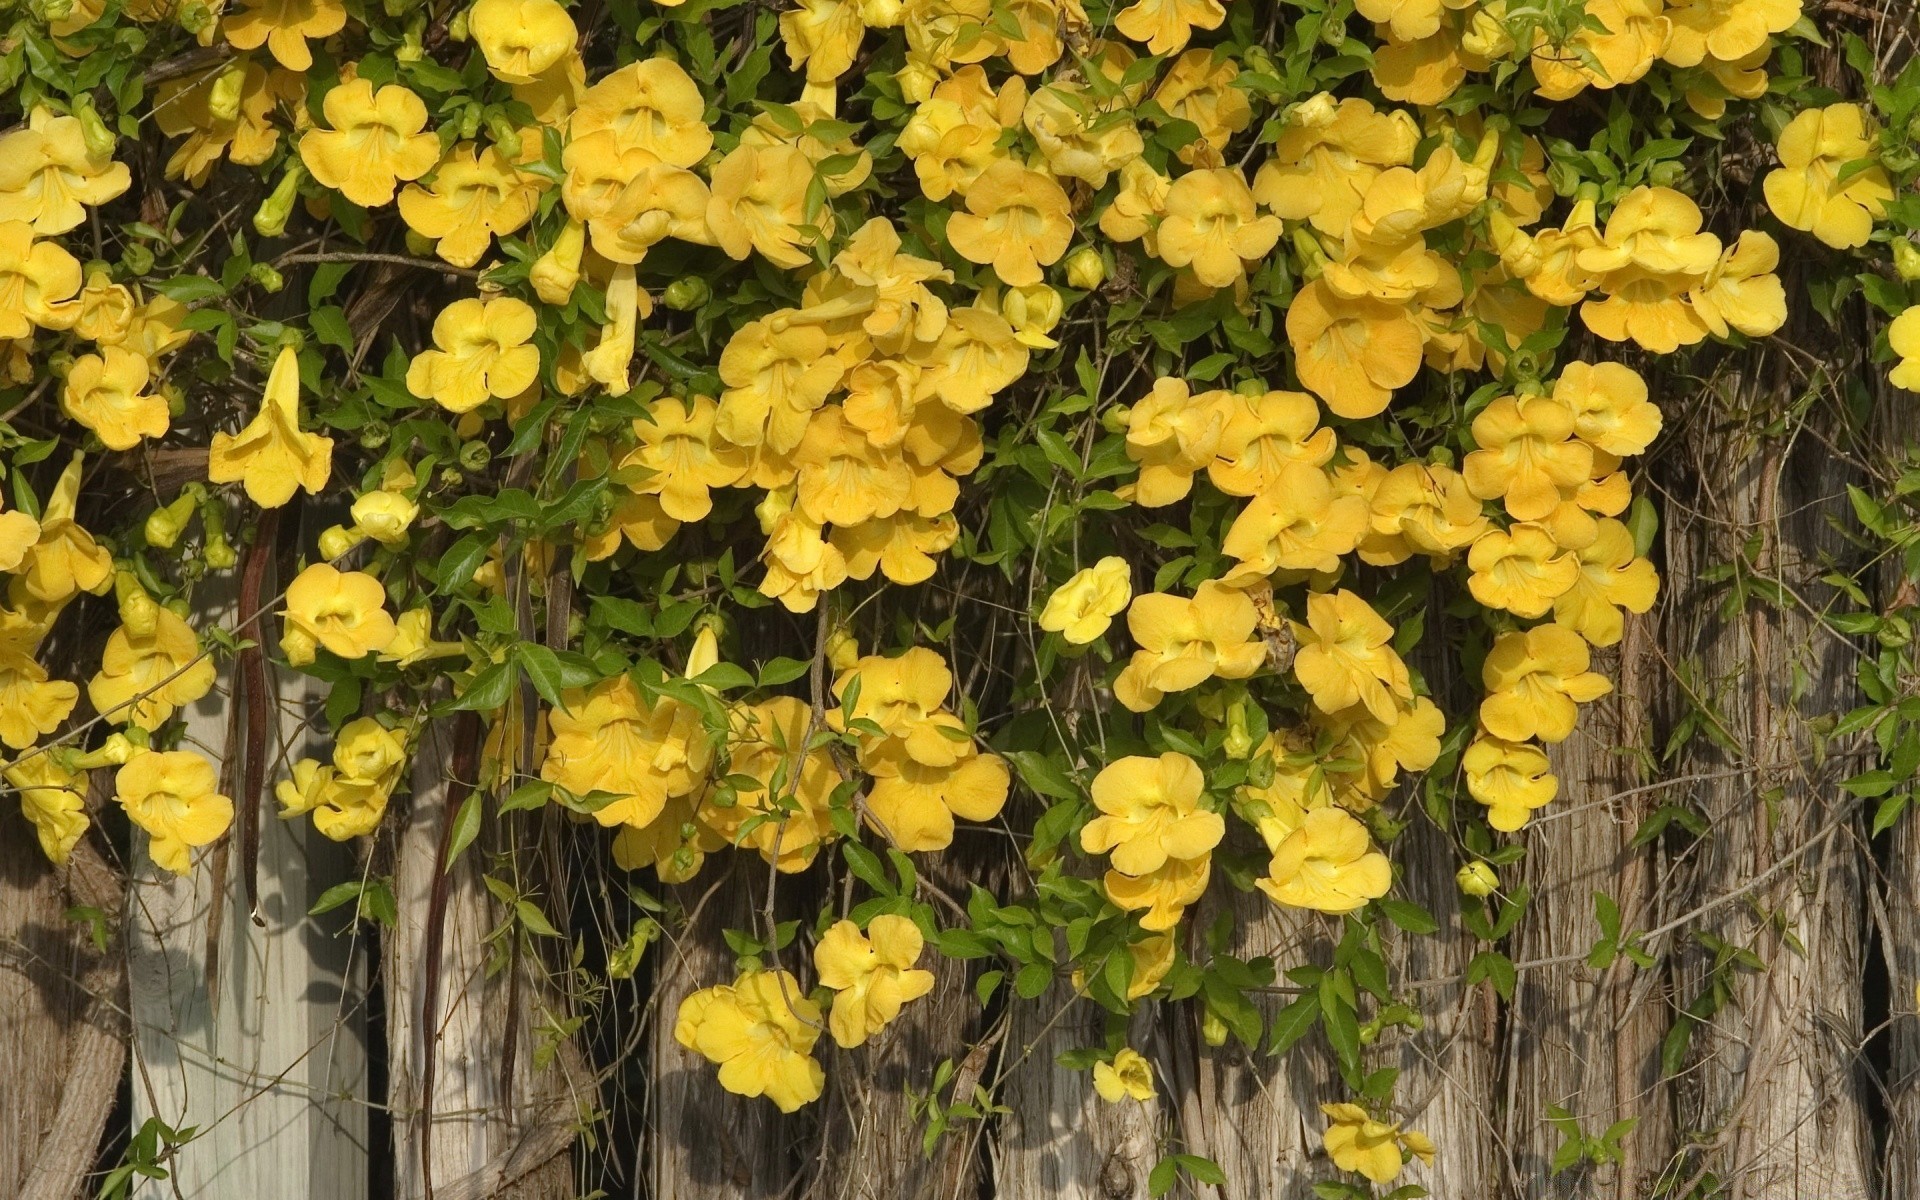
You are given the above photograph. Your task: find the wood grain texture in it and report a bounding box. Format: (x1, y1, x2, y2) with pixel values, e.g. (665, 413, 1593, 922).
(1507, 623, 1673, 1199)
(1661, 363, 1875, 1200)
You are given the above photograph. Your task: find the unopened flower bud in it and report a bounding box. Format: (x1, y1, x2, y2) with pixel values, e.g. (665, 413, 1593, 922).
(175, 0, 213, 33)
(663, 277, 709, 311)
(1222, 699, 1253, 760)
(1200, 1005, 1229, 1047)
(248, 263, 285, 293)
(351, 489, 417, 545)
(1290, 226, 1328, 279)
(1064, 246, 1105, 290)
(530, 218, 585, 306)
(318, 524, 365, 560)
(446, 4, 468, 38)
(360, 419, 391, 450)
(71, 732, 137, 769)
(35, 0, 75, 24)
(208, 64, 247, 123)
(203, 530, 237, 569)
(396, 13, 426, 62)
(254, 165, 303, 238)
(1457, 861, 1499, 897)
(1895, 240, 1920, 283)
(71, 97, 116, 160)
(458, 440, 492, 471)
(145, 491, 198, 549)
(486, 113, 522, 161)
(458, 102, 482, 142)
(404, 229, 435, 256)
(121, 242, 153, 276)
(280, 622, 317, 667)
(115, 570, 161, 637)
(825, 626, 860, 671)
(1002, 283, 1063, 348)
(1291, 92, 1336, 129)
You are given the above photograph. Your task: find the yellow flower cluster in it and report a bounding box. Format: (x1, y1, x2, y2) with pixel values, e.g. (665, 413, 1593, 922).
(1082, 752, 1223, 930)
(278, 718, 411, 840)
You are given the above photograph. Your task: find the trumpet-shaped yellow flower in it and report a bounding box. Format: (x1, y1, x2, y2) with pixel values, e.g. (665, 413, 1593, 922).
(1464, 734, 1559, 831)
(470, 0, 577, 82)
(1576, 187, 1722, 353)
(0, 651, 79, 750)
(703, 696, 843, 872)
(1254, 95, 1418, 234)
(1691, 230, 1787, 341)
(1023, 82, 1143, 189)
(1222, 461, 1370, 581)
(0, 221, 82, 339)
(1040, 556, 1132, 644)
(717, 316, 844, 452)
(1121, 377, 1231, 507)
(1113, 0, 1224, 55)
(1890, 307, 1920, 393)
(945, 160, 1074, 288)
(62, 346, 169, 450)
(209, 345, 334, 507)
(1664, 0, 1798, 66)
(708, 143, 818, 270)
(571, 59, 712, 166)
(406, 297, 541, 415)
(793, 406, 913, 526)
(833, 511, 956, 585)
(1093, 1047, 1156, 1102)
(21, 455, 113, 605)
(675, 970, 825, 1112)
(542, 675, 712, 828)
(154, 62, 298, 186)
(815, 914, 936, 1048)
(1209, 389, 1336, 498)
(1290, 589, 1413, 724)
(1258, 807, 1391, 913)
(833, 646, 970, 770)
(299, 79, 441, 209)
(779, 0, 868, 82)
(1531, 0, 1670, 101)
(1322, 1103, 1432, 1184)
(88, 607, 216, 729)
(222, 0, 348, 70)
(281, 564, 398, 666)
(1114, 581, 1267, 712)
(6, 753, 89, 864)
(117, 749, 233, 875)
(1082, 752, 1224, 876)
(1554, 518, 1659, 646)
(278, 718, 409, 839)
(1155, 168, 1282, 289)
(398, 142, 545, 268)
(1479, 624, 1613, 743)
(1462, 395, 1593, 523)
(1553, 362, 1661, 457)
(623, 395, 748, 522)
(1154, 50, 1253, 168)
(0, 106, 131, 234)
(1286, 280, 1423, 420)
(1370, 462, 1489, 560)
(865, 753, 1010, 851)
(1763, 104, 1892, 250)
(1467, 523, 1579, 618)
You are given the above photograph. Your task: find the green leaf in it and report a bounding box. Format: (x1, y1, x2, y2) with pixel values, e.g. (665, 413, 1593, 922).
(449, 661, 517, 712)
(445, 790, 484, 870)
(1377, 898, 1439, 935)
(498, 780, 553, 813)
(309, 305, 354, 352)
(1005, 750, 1079, 800)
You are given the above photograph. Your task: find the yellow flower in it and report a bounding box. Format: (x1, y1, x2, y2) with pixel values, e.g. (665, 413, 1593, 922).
(1664, 0, 1798, 66)
(1209, 389, 1336, 497)
(0, 652, 79, 750)
(865, 753, 1010, 851)
(1553, 361, 1661, 457)
(1890, 307, 1920, 393)
(622, 395, 748, 522)
(792, 405, 912, 525)
(1258, 807, 1391, 913)
(708, 143, 818, 270)
(21, 454, 113, 605)
(815, 914, 937, 1048)
(404, 297, 540, 414)
(1462, 394, 1594, 523)
(62, 345, 169, 450)
(561, 138, 713, 266)
(1285, 280, 1423, 420)
(1531, 0, 1671, 101)
(298, 79, 441, 209)
(222, 0, 348, 71)
(703, 696, 843, 871)
(6, 752, 89, 864)
(154, 61, 297, 186)
(832, 646, 969, 770)
(1083, 751, 1224, 876)
(1023, 82, 1143, 189)
(0, 106, 131, 234)
(1075, 932, 1177, 1000)
(945, 160, 1074, 288)
(116, 749, 234, 875)
(1114, 581, 1268, 712)
(87, 607, 216, 729)
(779, 0, 867, 82)
(1040, 556, 1132, 644)
(675, 969, 825, 1112)
(571, 58, 714, 166)
(1464, 734, 1559, 831)
(470, 0, 577, 82)
(209, 345, 335, 507)
(542, 673, 711, 827)
(1320, 692, 1445, 795)
(1113, 0, 1224, 55)
(1479, 624, 1613, 743)
(1105, 853, 1210, 930)
(1254, 96, 1418, 234)
(1553, 518, 1659, 646)
(1155, 168, 1281, 289)
(1576, 187, 1721, 353)
(1691, 230, 1787, 341)
(1101, 158, 1171, 245)
(1093, 1047, 1156, 1102)
(1154, 50, 1253, 168)
(1370, 462, 1489, 561)
(281, 564, 399, 666)
(717, 316, 844, 452)
(1290, 589, 1412, 724)
(1121, 377, 1231, 507)
(580, 263, 650, 392)
(834, 511, 959, 584)
(0, 220, 82, 339)
(1321, 1102, 1431, 1184)
(1223, 461, 1370, 581)
(1763, 104, 1892, 250)
(398, 142, 545, 268)
(1467, 523, 1579, 618)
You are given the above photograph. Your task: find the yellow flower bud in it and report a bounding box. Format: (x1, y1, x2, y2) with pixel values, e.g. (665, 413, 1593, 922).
(254, 166, 303, 239)
(70, 732, 137, 769)
(145, 492, 198, 549)
(825, 626, 860, 672)
(1002, 283, 1063, 349)
(1456, 861, 1499, 897)
(74, 98, 116, 160)
(1290, 226, 1328, 279)
(208, 65, 247, 124)
(530, 218, 585, 306)
(115, 571, 160, 639)
(1223, 700, 1253, 760)
(1064, 246, 1106, 290)
(1200, 1005, 1229, 1047)
(1895, 240, 1920, 283)
(280, 621, 318, 667)
(349, 489, 417, 545)
(319, 524, 366, 560)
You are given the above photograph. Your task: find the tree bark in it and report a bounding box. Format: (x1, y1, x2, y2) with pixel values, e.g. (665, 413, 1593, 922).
(1507, 622, 1673, 1198)
(1661, 362, 1875, 1199)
